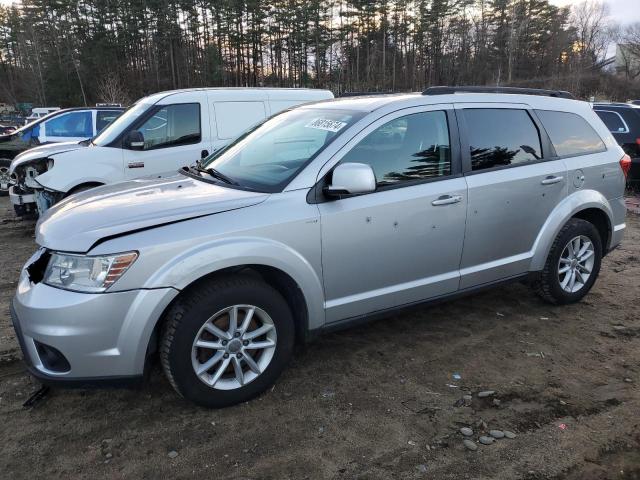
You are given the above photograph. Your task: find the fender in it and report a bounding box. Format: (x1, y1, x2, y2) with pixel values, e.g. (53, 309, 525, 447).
(33, 147, 124, 193)
(142, 236, 326, 331)
(529, 189, 613, 271)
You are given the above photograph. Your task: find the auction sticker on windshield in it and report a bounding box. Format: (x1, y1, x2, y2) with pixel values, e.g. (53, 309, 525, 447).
(305, 118, 347, 132)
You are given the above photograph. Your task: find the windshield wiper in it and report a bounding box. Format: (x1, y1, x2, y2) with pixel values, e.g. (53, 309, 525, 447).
(206, 167, 239, 186)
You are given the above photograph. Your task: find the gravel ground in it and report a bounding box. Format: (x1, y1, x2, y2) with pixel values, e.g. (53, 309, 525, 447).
(0, 196, 639, 480)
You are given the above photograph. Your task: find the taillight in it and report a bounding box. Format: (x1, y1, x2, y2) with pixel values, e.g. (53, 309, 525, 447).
(620, 154, 631, 179)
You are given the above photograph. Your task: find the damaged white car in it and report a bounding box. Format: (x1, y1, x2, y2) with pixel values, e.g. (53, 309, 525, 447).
(8, 87, 333, 217)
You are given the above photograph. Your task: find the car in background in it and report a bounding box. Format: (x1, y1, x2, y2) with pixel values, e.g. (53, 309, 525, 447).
(9, 88, 333, 216)
(593, 103, 640, 187)
(0, 106, 124, 203)
(24, 107, 60, 124)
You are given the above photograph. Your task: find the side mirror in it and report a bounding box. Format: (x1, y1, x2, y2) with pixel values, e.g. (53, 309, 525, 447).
(127, 130, 145, 150)
(325, 163, 376, 197)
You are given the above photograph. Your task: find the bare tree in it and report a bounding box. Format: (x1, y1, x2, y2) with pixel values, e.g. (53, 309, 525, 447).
(617, 23, 640, 80)
(96, 75, 130, 105)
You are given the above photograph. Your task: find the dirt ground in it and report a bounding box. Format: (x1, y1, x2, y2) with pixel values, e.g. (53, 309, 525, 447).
(0, 196, 639, 480)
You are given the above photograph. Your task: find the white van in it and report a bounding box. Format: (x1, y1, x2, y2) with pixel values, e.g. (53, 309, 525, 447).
(9, 88, 333, 215)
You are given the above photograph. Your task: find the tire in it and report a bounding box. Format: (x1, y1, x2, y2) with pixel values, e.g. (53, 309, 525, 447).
(533, 218, 602, 305)
(0, 158, 12, 197)
(160, 275, 295, 408)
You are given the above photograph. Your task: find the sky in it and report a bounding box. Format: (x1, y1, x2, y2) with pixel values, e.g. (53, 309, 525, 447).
(0, 0, 638, 25)
(550, 0, 640, 26)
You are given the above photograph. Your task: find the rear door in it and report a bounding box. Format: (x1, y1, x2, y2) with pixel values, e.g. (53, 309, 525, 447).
(211, 99, 267, 153)
(123, 94, 210, 178)
(456, 103, 567, 288)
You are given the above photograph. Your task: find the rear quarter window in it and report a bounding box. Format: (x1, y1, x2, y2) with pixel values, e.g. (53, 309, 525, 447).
(594, 110, 628, 133)
(535, 110, 606, 157)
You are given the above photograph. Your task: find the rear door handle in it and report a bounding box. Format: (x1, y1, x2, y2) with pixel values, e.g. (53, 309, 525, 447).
(431, 194, 463, 206)
(541, 175, 563, 185)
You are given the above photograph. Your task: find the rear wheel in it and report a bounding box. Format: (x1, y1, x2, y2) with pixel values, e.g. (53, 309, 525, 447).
(160, 275, 295, 408)
(0, 158, 12, 197)
(534, 218, 602, 305)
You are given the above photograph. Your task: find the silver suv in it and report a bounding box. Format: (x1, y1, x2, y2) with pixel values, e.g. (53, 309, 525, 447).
(11, 87, 629, 408)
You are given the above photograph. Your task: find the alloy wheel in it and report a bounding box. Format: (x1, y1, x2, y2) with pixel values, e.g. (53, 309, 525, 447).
(191, 305, 277, 390)
(557, 235, 595, 293)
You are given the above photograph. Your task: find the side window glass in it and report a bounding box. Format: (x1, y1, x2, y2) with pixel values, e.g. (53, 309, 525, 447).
(536, 110, 606, 156)
(137, 103, 200, 150)
(96, 110, 122, 133)
(340, 110, 451, 187)
(45, 111, 93, 138)
(463, 109, 542, 171)
(594, 110, 627, 133)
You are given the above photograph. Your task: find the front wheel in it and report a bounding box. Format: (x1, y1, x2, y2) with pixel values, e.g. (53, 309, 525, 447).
(0, 158, 12, 197)
(160, 275, 295, 408)
(533, 218, 602, 305)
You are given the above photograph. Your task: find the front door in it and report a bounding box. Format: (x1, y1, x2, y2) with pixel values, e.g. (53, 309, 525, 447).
(318, 106, 468, 323)
(455, 103, 568, 288)
(123, 100, 210, 178)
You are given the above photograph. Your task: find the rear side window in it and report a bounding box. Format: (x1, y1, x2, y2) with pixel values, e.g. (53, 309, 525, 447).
(594, 110, 628, 133)
(536, 110, 606, 156)
(463, 109, 542, 171)
(96, 110, 122, 133)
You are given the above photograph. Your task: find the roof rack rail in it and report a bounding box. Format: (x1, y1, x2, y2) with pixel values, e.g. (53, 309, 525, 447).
(422, 86, 575, 99)
(339, 92, 393, 97)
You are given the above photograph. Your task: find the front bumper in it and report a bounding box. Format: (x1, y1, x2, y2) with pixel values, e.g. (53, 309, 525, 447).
(9, 185, 35, 206)
(11, 269, 178, 385)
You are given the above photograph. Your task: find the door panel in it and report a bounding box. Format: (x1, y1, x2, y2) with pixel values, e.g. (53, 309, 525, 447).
(123, 100, 210, 178)
(320, 178, 467, 322)
(456, 103, 567, 288)
(318, 105, 466, 323)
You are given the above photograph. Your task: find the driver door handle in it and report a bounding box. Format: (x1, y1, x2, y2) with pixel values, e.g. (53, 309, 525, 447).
(432, 194, 463, 206)
(541, 175, 563, 185)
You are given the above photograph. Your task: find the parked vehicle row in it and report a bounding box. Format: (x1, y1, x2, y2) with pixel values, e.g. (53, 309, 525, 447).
(1, 106, 124, 205)
(593, 102, 640, 186)
(10, 87, 628, 408)
(8, 88, 333, 216)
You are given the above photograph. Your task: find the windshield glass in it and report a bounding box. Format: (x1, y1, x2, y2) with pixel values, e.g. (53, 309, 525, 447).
(201, 108, 362, 192)
(92, 102, 150, 146)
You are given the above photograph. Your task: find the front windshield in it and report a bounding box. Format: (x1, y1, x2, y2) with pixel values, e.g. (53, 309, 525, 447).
(92, 102, 150, 146)
(201, 108, 362, 192)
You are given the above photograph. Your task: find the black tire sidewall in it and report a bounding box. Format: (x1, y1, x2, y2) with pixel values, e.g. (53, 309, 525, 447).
(546, 219, 602, 304)
(165, 278, 295, 408)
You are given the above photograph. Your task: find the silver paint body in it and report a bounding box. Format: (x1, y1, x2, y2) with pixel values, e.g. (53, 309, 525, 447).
(13, 93, 627, 380)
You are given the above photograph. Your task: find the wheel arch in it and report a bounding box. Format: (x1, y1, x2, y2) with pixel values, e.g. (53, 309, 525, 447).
(145, 264, 312, 365)
(66, 181, 104, 196)
(530, 190, 614, 271)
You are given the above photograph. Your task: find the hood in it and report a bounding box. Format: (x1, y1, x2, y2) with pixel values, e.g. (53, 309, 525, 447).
(36, 173, 269, 252)
(10, 141, 86, 172)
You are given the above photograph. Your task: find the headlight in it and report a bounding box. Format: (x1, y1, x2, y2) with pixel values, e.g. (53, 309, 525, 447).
(43, 251, 138, 292)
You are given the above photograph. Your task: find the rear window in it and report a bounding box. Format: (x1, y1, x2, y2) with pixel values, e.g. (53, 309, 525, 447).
(535, 110, 606, 157)
(594, 110, 628, 133)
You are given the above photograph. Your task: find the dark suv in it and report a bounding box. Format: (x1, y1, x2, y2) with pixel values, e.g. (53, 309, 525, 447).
(593, 103, 640, 185)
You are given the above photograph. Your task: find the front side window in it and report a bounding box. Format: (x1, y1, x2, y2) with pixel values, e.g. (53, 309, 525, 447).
(45, 111, 93, 138)
(136, 103, 201, 150)
(536, 110, 606, 156)
(594, 110, 628, 133)
(96, 110, 122, 133)
(340, 110, 451, 186)
(202, 108, 363, 192)
(463, 109, 542, 171)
